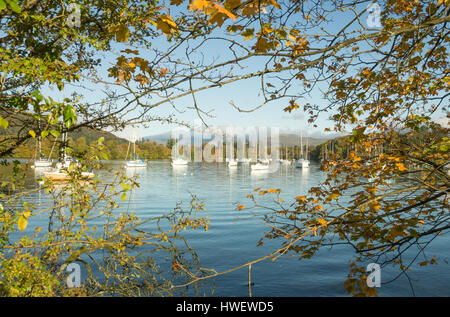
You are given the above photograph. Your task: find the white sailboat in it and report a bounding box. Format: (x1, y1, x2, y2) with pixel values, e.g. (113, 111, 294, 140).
(32, 125, 53, 168)
(302, 130, 310, 168)
(125, 137, 147, 168)
(281, 146, 292, 164)
(44, 132, 94, 181)
(228, 159, 238, 167)
(237, 157, 250, 164)
(295, 129, 310, 168)
(296, 129, 304, 168)
(251, 161, 270, 170)
(172, 156, 189, 166)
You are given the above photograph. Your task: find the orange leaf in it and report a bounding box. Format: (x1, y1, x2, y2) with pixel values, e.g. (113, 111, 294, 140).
(214, 3, 237, 20)
(396, 163, 408, 171)
(269, 0, 281, 9)
(156, 15, 177, 35)
(191, 0, 209, 10)
(317, 218, 327, 227)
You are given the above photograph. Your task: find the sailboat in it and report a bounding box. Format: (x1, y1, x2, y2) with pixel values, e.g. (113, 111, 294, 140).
(44, 132, 94, 181)
(250, 142, 270, 170)
(228, 158, 238, 167)
(302, 130, 310, 168)
(251, 160, 270, 170)
(32, 123, 53, 168)
(32, 135, 52, 168)
(296, 129, 304, 168)
(281, 146, 292, 164)
(172, 156, 189, 166)
(296, 129, 310, 168)
(125, 138, 147, 168)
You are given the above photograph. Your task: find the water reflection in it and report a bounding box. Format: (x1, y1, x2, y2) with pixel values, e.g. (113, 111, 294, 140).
(9, 160, 450, 296)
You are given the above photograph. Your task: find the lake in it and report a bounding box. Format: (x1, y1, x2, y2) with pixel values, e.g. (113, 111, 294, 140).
(8, 160, 450, 296)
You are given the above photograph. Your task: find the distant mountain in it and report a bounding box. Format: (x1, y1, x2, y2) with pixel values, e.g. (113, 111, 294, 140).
(142, 131, 336, 146)
(142, 131, 172, 144)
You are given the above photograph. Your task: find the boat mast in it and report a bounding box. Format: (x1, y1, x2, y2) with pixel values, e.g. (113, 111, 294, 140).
(300, 129, 303, 159)
(305, 131, 308, 160)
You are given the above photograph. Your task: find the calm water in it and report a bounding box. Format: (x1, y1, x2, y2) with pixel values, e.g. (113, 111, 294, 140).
(15, 161, 450, 296)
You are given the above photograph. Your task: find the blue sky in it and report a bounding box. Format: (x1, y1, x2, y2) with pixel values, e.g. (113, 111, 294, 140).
(42, 2, 448, 142)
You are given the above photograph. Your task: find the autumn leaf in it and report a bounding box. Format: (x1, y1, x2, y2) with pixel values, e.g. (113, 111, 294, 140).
(214, 3, 237, 20)
(156, 15, 178, 35)
(236, 205, 245, 210)
(115, 24, 130, 42)
(17, 211, 30, 231)
(396, 163, 408, 171)
(269, 0, 281, 9)
(160, 68, 168, 76)
(317, 218, 327, 227)
(191, 0, 209, 10)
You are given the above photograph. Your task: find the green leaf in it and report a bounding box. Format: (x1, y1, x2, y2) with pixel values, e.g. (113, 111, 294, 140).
(0, 0, 6, 11)
(121, 193, 127, 202)
(49, 129, 60, 137)
(0, 116, 8, 130)
(6, 0, 20, 13)
(63, 105, 76, 128)
(120, 182, 131, 192)
(101, 152, 109, 160)
(41, 130, 49, 139)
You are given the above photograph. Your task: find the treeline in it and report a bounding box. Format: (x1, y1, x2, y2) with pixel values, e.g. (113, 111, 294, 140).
(309, 124, 449, 162)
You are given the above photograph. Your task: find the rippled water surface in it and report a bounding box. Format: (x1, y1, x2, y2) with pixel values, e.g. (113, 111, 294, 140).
(17, 161, 450, 296)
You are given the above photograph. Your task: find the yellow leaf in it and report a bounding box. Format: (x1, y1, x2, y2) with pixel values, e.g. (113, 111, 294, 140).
(269, 0, 281, 9)
(388, 156, 401, 162)
(191, 0, 208, 10)
(396, 163, 408, 171)
(214, 4, 237, 20)
(236, 205, 245, 210)
(18, 216, 28, 231)
(156, 15, 177, 35)
(317, 218, 327, 227)
(296, 195, 306, 201)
